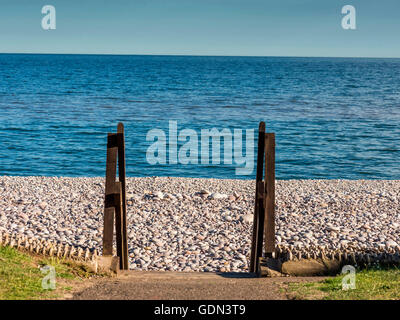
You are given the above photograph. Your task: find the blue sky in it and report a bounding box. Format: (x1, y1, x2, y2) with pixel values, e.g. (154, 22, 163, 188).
(0, 0, 399, 57)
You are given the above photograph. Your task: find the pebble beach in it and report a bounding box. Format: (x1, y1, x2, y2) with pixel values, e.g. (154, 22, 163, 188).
(0, 176, 399, 272)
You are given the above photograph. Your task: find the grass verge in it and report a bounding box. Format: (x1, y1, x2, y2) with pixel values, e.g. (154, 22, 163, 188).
(0, 244, 102, 300)
(286, 267, 400, 300)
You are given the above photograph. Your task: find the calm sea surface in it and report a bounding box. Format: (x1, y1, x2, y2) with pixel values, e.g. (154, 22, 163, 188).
(0, 54, 399, 179)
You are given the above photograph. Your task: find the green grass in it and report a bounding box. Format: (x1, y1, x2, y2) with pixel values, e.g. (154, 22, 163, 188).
(0, 245, 97, 300)
(287, 267, 400, 300)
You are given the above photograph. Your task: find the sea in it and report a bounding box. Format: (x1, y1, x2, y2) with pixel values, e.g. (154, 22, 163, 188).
(0, 54, 399, 179)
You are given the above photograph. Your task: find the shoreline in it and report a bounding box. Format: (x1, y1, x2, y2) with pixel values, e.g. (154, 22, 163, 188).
(1, 176, 399, 272)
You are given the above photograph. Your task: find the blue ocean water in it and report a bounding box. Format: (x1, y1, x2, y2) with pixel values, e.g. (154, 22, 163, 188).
(0, 54, 399, 179)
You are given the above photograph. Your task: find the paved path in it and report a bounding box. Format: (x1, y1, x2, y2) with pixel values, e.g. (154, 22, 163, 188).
(72, 271, 326, 300)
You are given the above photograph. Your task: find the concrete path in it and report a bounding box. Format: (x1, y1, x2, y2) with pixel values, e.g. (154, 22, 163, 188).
(72, 271, 326, 300)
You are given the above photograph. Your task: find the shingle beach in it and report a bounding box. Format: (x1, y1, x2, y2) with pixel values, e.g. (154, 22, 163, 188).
(1, 176, 399, 272)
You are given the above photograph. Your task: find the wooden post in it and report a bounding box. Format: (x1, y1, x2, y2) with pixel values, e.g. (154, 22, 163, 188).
(250, 123, 276, 274)
(114, 182, 124, 268)
(103, 133, 118, 256)
(117, 123, 128, 270)
(264, 133, 276, 256)
(250, 122, 266, 273)
(102, 124, 129, 270)
(103, 207, 115, 256)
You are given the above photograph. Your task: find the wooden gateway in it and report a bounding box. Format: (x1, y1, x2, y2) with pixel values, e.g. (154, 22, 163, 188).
(101, 121, 275, 274)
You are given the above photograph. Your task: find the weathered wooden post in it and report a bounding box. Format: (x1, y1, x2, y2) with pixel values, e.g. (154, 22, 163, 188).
(249, 122, 276, 274)
(103, 133, 118, 257)
(264, 133, 275, 257)
(250, 122, 266, 273)
(102, 123, 129, 270)
(117, 123, 128, 269)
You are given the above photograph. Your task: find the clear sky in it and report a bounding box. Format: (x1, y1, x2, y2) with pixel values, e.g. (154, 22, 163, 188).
(0, 0, 399, 57)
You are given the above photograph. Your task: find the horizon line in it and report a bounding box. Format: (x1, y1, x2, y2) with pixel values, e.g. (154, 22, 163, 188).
(0, 52, 399, 59)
